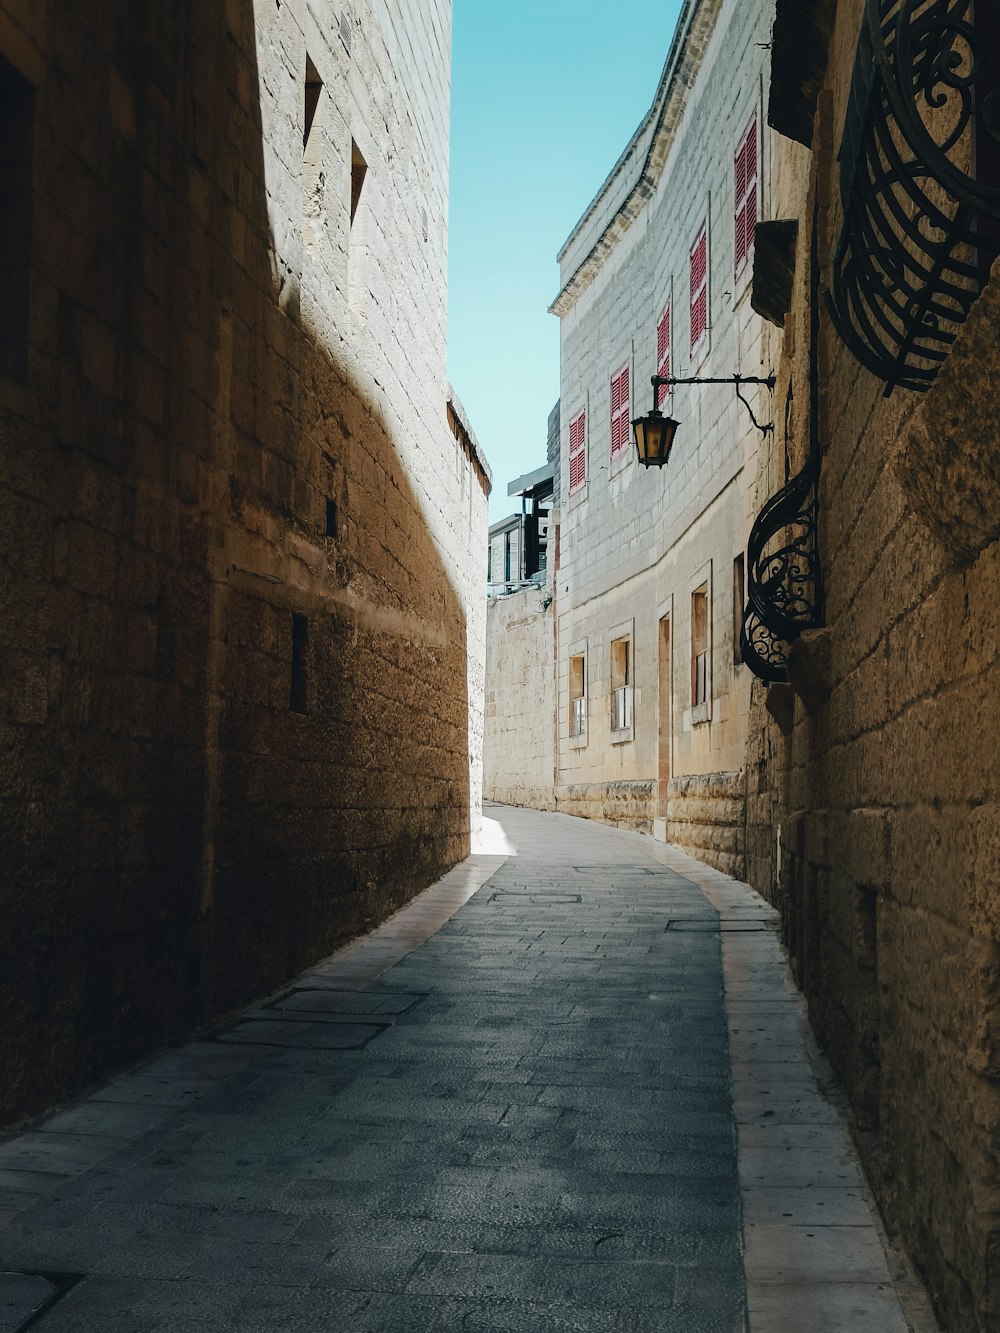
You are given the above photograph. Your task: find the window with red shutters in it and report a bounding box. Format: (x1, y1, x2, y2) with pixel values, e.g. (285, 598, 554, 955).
(690, 225, 708, 354)
(610, 363, 630, 458)
(734, 116, 758, 276)
(568, 409, 587, 495)
(656, 306, 671, 408)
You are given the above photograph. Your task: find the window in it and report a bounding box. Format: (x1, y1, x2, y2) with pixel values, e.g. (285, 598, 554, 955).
(611, 636, 632, 734)
(690, 224, 708, 355)
(691, 585, 709, 708)
(290, 614, 309, 714)
(350, 138, 367, 224)
(568, 409, 586, 495)
(0, 54, 34, 384)
(348, 137, 369, 311)
(733, 554, 745, 665)
(610, 363, 630, 459)
(303, 55, 322, 150)
(735, 116, 758, 276)
(325, 498, 338, 538)
(569, 654, 586, 738)
(504, 531, 511, 582)
(656, 305, 671, 408)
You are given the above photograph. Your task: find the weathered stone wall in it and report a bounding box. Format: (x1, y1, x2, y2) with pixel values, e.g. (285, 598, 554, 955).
(483, 583, 555, 811)
(667, 772, 745, 879)
(555, 781, 656, 832)
(746, 1, 1000, 1324)
(551, 0, 775, 870)
(0, 0, 488, 1126)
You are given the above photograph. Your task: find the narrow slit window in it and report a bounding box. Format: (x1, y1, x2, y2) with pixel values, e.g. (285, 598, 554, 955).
(733, 554, 745, 666)
(304, 56, 322, 151)
(0, 54, 34, 384)
(325, 498, 338, 539)
(350, 139, 367, 225)
(290, 614, 309, 714)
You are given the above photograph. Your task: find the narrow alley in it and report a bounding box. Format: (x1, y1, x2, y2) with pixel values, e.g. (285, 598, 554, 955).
(0, 808, 930, 1331)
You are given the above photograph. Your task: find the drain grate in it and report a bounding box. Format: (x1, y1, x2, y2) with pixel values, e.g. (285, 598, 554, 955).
(666, 919, 770, 933)
(488, 892, 582, 905)
(215, 1019, 391, 1050)
(264, 988, 427, 1018)
(1, 1271, 84, 1331)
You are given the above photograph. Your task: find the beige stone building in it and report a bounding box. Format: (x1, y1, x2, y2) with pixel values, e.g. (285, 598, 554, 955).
(743, 0, 1000, 1326)
(0, 0, 489, 1125)
(549, 0, 776, 876)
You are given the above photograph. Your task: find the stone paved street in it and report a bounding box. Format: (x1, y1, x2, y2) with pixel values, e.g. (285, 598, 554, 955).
(0, 808, 928, 1331)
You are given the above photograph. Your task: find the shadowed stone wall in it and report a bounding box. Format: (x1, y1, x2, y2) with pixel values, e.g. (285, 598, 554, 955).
(746, 0, 1000, 1324)
(0, 0, 488, 1126)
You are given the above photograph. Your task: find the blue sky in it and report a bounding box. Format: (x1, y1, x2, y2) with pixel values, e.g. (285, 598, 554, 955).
(448, 0, 683, 523)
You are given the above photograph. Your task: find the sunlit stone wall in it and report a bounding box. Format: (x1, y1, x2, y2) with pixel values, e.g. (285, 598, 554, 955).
(550, 0, 775, 872)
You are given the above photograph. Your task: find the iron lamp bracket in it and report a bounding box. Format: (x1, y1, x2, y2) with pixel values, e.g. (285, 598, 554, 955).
(650, 374, 776, 435)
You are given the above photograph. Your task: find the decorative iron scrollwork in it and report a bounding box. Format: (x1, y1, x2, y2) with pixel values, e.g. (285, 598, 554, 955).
(741, 464, 823, 683)
(828, 0, 1000, 393)
(742, 195, 826, 684)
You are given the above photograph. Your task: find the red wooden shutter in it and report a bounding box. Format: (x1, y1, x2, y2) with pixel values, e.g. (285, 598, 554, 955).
(610, 364, 630, 456)
(690, 226, 708, 353)
(735, 116, 758, 275)
(656, 306, 671, 407)
(568, 409, 586, 494)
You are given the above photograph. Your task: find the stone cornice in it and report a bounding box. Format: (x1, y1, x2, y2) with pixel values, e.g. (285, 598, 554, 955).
(549, 0, 724, 319)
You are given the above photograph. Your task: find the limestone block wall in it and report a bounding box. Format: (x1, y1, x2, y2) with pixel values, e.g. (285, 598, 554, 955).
(550, 0, 775, 866)
(0, 0, 488, 1126)
(745, 1, 1000, 1323)
(483, 584, 555, 811)
(667, 772, 745, 879)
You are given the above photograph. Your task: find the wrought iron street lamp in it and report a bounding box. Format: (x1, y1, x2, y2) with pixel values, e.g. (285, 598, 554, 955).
(632, 374, 777, 468)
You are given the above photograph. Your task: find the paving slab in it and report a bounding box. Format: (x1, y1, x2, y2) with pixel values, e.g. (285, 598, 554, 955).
(0, 809, 938, 1331)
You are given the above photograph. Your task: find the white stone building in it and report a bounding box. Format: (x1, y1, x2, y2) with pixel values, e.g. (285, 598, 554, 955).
(548, 0, 777, 874)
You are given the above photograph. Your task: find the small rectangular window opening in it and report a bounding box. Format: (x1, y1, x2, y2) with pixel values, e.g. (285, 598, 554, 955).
(325, 498, 338, 539)
(692, 586, 709, 707)
(569, 655, 586, 737)
(0, 53, 34, 385)
(733, 554, 745, 666)
(290, 613, 309, 714)
(611, 637, 632, 732)
(304, 56, 322, 151)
